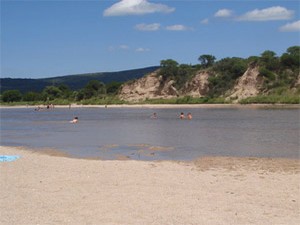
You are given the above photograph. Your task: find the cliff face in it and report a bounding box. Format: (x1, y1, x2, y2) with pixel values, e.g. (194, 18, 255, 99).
(226, 66, 264, 103)
(118, 72, 178, 102)
(119, 70, 211, 102)
(182, 71, 210, 97)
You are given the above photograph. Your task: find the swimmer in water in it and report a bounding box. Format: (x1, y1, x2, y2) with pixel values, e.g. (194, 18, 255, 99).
(179, 112, 185, 119)
(151, 112, 157, 119)
(70, 116, 78, 123)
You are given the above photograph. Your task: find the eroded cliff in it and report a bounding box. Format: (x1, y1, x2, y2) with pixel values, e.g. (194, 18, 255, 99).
(119, 70, 211, 102)
(226, 66, 264, 102)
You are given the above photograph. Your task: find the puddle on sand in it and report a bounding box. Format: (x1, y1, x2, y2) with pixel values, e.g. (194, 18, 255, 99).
(97, 144, 175, 160)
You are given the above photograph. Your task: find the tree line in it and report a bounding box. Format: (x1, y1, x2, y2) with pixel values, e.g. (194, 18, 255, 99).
(1, 80, 122, 103)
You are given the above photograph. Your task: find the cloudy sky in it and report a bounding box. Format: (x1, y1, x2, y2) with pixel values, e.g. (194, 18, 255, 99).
(1, 0, 299, 78)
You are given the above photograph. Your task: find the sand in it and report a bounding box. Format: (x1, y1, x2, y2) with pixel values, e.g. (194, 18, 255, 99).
(1, 146, 299, 225)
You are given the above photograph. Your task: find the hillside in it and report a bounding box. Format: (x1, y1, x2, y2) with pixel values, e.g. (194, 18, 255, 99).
(0, 66, 159, 93)
(119, 66, 300, 103)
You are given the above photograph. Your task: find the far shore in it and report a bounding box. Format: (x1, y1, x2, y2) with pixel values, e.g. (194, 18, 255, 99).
(1, 103, 300, 109)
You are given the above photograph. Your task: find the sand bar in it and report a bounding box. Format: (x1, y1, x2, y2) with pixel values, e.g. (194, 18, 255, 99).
(1, 146, 299, 225)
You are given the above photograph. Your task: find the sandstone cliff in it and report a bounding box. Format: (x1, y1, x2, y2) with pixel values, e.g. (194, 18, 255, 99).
(182, 71, 210, 97)
(118, 71, 178, 102)
(226, 66, 264, 103)
(119, 70, 211, 102)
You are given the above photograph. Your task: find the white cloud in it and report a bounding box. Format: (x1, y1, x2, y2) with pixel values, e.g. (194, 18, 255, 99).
(119, 45, 130, 50)
(135, 23, 161, 31)
(238, 6, 294, 21)
(135, 23, 191, 31)
(135, 47, 150, 52)
(107, 45, 130, 52)
(214, 9, 233, 18)
(279, 20, 300, 32)
(200, 18, 209, 24)
(166, 24, 190, 31)
(103, 0, 175, 16)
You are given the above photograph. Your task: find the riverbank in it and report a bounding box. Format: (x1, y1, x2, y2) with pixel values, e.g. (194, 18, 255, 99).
(1, 146, 299, 225)
(1, 103, 300, 109)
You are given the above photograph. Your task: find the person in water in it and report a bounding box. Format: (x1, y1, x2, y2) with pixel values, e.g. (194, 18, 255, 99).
(151, 112, 157, 119)
(179, 112, 185, 119)
(70, 116, 78, 123)
(187, 112, 192, 120)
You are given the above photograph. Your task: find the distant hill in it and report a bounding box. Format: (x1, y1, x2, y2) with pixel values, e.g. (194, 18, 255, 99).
(0, 66, 159, 93)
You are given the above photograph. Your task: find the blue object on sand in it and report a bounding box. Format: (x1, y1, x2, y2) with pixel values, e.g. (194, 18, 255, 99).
(0, 155, 20, 162)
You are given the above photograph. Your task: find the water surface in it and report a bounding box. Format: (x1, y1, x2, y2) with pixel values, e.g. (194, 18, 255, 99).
(0, 106, 299, 160)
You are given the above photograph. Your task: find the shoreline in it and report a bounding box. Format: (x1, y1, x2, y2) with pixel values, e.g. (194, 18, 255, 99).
(1, 145, 300, 170)
(1, 103, 300, 109)
(1, 145, 299, 224)
(1, 144, 299, 162)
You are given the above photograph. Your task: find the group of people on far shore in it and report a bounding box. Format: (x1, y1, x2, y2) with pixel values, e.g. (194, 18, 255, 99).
(34, 104, 55, 111)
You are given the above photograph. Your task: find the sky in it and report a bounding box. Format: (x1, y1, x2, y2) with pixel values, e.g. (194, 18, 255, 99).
(1, 0, 300, 79)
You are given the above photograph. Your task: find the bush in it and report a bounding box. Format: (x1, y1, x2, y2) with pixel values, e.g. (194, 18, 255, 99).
(1, 90, 22, 102)
(259, 67, 276, 80)
(240, 94, 300, 104)
(23, 91, 42, 101)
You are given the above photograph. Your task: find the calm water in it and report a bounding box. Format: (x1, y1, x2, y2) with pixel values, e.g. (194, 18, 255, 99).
(0, 106, 299, 160)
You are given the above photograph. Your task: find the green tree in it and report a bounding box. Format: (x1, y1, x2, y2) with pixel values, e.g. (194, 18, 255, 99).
(57, 84, 72, 98)
(82, 80, 106, 99)
(106, 81, 122, 95)
(42, 86, 63, 100)
(209, 57, 247, 97)
(259, 67, 276, 81)
(1, 90, 22, 102)
(175, 64, 194, 88)
(280, 46, 300, 69)
(159, 59, 179, 79)
(247, 56, 260, 64)
(23, 91, 41, 101)
(213, 57, 247, 79)
(260, 50, 279, 71)
(75, 90, 85, 101)
(198, 54, 216, 68)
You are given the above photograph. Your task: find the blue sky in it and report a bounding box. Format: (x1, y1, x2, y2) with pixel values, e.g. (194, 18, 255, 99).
(1, 0, 300, 79)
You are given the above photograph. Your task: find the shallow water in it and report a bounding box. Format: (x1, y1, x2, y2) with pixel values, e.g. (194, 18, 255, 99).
(0, 106, 299, 160)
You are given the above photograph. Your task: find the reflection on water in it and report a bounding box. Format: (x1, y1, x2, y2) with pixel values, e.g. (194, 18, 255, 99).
(0, 106, 299, 160)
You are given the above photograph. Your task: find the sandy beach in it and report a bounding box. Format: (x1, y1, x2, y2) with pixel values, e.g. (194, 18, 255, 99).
(1, 146, 299, 225)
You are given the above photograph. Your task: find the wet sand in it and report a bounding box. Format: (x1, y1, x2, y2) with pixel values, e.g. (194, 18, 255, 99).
(1, 146, 299, 225)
